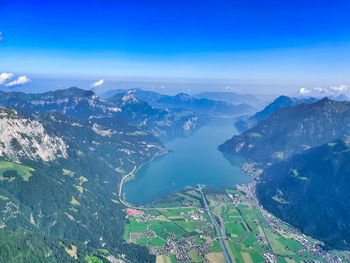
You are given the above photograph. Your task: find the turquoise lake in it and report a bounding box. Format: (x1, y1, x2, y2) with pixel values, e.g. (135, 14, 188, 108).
(124, 118, 251, 205)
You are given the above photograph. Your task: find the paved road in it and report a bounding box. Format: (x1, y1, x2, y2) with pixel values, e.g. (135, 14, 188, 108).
(118, 166, 137, 207)
(214, 204, 236, 263)
(198, 184, 235, 263)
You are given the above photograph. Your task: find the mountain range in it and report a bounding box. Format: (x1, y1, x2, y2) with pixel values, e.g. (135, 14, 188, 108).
(193, 91, 260, 106)
(0, 86, 261, 261)
(0, 106, 164, 262)
(3, 86, 350, 258)
(257, 139, 350, 249)
(106, 92, 205, 138)
(234, 95, 317, 133)
(0, 86, 259, 262)
(220, 97, 350, 162)
(102, 89, 257, 117)
(0, 87, 203, 139)
(153, 93, 256, 116)
(220, 96, 350, 250)
(101, 88, 166, 105)
(101, 89, 260, 108)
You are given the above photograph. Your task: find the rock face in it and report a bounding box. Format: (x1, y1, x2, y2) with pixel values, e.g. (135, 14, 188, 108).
(234, 95, 317, 133)
(220, 98, 350, 162)
(257, 139, 350, 249)
(0, 107, 67, 161)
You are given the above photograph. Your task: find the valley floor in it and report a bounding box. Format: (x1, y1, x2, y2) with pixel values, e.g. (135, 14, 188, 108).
(122, 176, 346, 263)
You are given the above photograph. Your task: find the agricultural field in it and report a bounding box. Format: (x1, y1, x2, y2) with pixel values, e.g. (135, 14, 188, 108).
(123, 186, 337, 263)
(124, 205, 218, 262)
(207, 186, 329, 263)
(124, 189, 219, 262)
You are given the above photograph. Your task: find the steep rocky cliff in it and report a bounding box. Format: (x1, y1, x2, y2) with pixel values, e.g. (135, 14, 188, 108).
(0, 107, 67, 162)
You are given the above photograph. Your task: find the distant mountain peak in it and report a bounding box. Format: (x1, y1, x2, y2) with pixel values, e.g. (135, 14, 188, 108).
(312, 97, 338, 109)
(121, 92, 139, 103)
(334, 94, 349, 101)
(316, 96, 332, 104)
(175, 93, 192, 101)
(234, 95, 317, 133)
(273, 95, 294, 104)
(48, 87, 96, 98)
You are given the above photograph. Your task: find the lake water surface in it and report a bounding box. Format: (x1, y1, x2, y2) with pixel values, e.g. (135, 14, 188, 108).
(124, 118, 251, 205)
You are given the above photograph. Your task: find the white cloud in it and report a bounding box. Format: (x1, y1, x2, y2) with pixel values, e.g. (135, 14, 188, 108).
(0, 72, 14, 85)
(298, 88, 310, 94)
(313, 87, 329, 93)
(298, 85, 349, 98)
(90, 79, 104, 88)
(313, 87, 324, 92)
(225, 86, 235, 91)
(5, 75, 31, 87)
(329, 85, 347, 92)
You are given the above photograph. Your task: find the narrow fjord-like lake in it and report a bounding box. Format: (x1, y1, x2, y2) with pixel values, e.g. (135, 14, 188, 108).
(124, 118, 251, 205)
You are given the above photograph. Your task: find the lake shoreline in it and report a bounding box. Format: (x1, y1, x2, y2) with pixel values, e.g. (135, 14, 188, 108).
(123, 118, 252, 205)
(119, 149, 169, 207)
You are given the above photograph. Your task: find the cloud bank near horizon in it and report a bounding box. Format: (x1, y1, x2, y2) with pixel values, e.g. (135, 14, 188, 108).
(298, 85, 349, 97)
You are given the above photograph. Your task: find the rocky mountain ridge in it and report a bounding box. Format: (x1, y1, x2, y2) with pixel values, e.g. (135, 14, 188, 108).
(234, 95, 317, 133)
(220, 97, 350, 162)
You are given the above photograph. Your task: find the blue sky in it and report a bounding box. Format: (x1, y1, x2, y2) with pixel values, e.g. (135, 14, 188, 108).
(0, 0, 349, 92)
